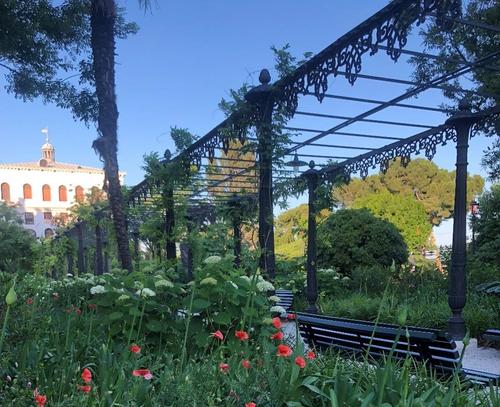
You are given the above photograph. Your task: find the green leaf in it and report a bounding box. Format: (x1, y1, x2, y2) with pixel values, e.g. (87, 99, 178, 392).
(146, 319, 164, 333)
(213, 312, 231, 325)
(192, 298, 211, 310)
(108, 311, 124, 321)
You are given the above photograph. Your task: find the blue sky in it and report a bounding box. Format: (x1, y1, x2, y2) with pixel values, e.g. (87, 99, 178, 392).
(0, 1, 495, 243)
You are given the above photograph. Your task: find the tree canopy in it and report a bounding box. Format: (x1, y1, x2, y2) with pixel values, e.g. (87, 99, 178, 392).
(352, 191, 431, 253)
(334, 159, 484, 226)
(0, 0, 137, 124)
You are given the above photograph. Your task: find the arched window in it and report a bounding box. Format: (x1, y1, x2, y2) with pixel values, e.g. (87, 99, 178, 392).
(59, 185, 67, 201)
(75, 186, 84, 203)
(23, 184, 32, 199)
(1, 183, 10, 202)
(42, 184, 51, 201)
(44, 228, 54, 238)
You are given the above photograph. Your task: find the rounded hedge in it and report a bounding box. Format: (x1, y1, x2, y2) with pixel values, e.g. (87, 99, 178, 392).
(317, 208, 408, 274)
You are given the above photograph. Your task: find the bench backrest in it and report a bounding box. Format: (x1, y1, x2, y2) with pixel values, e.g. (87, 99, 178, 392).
(297, 312, 460, 375)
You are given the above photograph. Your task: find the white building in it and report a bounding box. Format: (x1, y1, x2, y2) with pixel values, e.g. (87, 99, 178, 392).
(0, 135, 125, 238)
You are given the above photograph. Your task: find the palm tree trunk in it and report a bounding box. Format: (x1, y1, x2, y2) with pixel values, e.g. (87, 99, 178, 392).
(90, 0, 133, 272)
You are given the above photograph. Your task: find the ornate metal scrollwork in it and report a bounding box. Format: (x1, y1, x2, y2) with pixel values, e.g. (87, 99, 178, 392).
(323, 124, 459, 180)
(275, 0, 461, 117)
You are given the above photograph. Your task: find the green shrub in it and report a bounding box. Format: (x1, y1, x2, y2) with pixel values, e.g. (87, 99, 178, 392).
(317, 208, 408, 274)
(351, 265, 392, 294)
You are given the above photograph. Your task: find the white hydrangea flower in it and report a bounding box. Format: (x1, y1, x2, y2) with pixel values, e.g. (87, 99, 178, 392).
(270, 305, 287, 314)
(203, 255, 222, 264)
(200, 277, 218, 286)
(90, 285, 106, 295)
(239, 276, 251, 284)
(155, 279, 174, 289)
(134, 281, 144, 289)
(342, 276, 351, 281)
(117, 294, 130, 301)
(136, 288, 156, 297)
(333, 276, 340, 280)
(256, 280, 275, 292)
(268, 295, 281, 303)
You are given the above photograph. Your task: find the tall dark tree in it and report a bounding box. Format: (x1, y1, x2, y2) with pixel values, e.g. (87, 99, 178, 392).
(90, 0, 132, 271)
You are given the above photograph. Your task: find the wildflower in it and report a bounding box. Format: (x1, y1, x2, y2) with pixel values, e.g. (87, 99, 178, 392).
(88, 303, 97, 310)
(204, 255, 222, 264)
(133, 369, 153, 380)
(256, 280, 275, 292)
(277, 344, 293, 357)
(90, 285, 105, 295)
(295, 356, 306, 369)
(245, 402, 256, 407)
(287, 313, 296, 320)
(52, 292, 59, 300)
(117, 294, 130, 302)
(34, 388, 47, 407)
(81, 368, 92, 383)
(78, 385, 92, 393)
(155, 279, 174, 288)
(270, 305, 286, 315)
(268, 295, 281, 303)
(306, 351, 316, 360)
(272, 317, 282, 329)
(235, 330, 249, 341)
(200, 277, 218, 286)
(219, 362, 230, 373)
(129, 344, 141, 354)
(271, 331, 284, 341)
(211, 330, 224, 341)
(26, 297, 33, 305)
(241, 359, 251, 369)
(136, 288, 156, 297)
(75, 308, 82, 315)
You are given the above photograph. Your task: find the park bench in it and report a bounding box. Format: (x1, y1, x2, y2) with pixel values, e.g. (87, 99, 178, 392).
(479, 328, 500, 349)
(275, 289, 294, 312)
(297, 312, 499, 386)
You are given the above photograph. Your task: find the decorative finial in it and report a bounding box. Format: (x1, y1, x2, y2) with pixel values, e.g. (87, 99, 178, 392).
(41, 127, 49, 143)
(259, 69, 271, 85)
(309, 160, 316, 169)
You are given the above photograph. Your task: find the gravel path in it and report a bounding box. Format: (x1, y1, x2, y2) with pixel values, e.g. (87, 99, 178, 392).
(283, 321, 500, 374)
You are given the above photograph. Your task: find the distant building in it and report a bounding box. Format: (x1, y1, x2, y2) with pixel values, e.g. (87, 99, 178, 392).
(0, 132, 125, 238)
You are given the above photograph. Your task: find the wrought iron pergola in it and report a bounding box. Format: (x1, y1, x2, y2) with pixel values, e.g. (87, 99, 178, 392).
(71, 0, 499, 340)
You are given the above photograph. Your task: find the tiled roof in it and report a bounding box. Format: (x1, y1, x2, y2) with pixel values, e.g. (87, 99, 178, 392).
(0, 161, 104, 173)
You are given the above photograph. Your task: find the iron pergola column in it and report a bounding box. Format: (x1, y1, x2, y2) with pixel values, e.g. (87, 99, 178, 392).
(76, 220, 85, 274)
(245, 69, 276, 278)
(229, 196, 243, 268)
(95, 210, 104, 276)
(445, 100, 480, 340)
(304, 163, 319, 313)
(165, 187, 176, 260)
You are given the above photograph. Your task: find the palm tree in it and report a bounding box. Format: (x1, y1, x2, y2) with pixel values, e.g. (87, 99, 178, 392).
(90, 0, 132, 271)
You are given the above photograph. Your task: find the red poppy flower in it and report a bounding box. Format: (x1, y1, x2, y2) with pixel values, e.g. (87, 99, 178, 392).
(277, 344, 293, 357)
(272, 317, 282, 329)
(81, 368, 92, 383)
(241, 359, 251, 369)
(271, 331, 284, 341)
(88, 303, 97, 310)
(129, 344, 141, 353)
(211, 330, 224, 341)
(78, 385, 92, 393)
(75, 308, 82, 315)
(295, 356, 306, 369)
(306, 351, 316, 360)
(235, 330, 249, 341)
(132, 369, 153, 380)
(245, 402, 256, 407)
(219, 362, 230, 373)
(34, 389, 47, 407)
(26, 297, 33, 305)
(287, 313, 296, 320)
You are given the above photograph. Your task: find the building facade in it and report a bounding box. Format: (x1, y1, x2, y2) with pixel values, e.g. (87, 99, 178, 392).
(0, 138, 125, 238)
